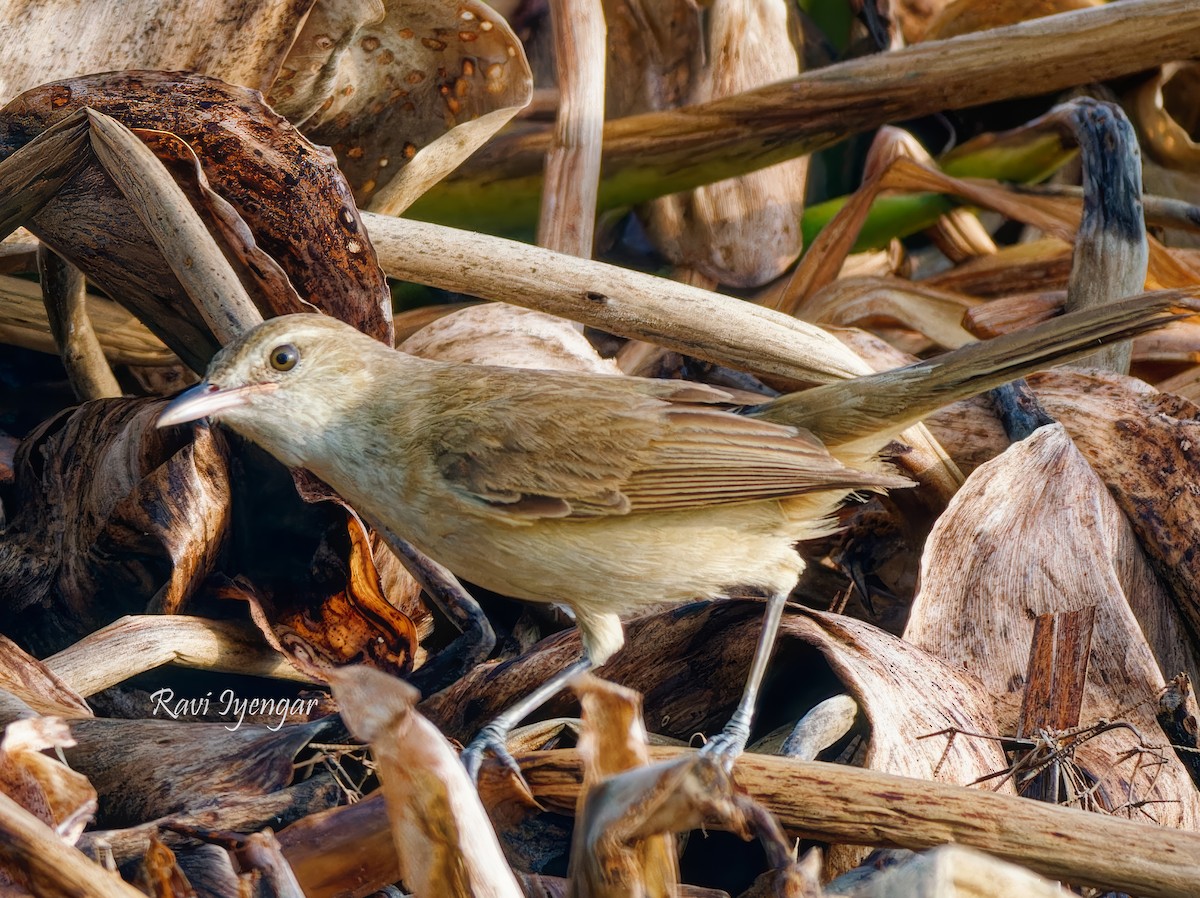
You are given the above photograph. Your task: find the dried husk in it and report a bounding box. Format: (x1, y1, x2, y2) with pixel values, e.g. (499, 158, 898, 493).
(828, 845, 1072, 897)
(401, 304, 619, 372)
(567, 675, 679, 898)
(922, 0, 1100, 41)
(329, 666, 524, 898)
(276, 0, 533, 215)
(0, 0, 311, 102)
(0, 399, 231, 651)
(63, 717, 329, 830)
(614, 0, 809, 287)
(905, 423, 1200, 828)
(0, 635, 91, 719)
(0, 717, 96, 846)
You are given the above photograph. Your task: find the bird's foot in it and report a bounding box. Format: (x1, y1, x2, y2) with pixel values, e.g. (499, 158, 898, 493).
(698, 711, 751, 773)
(461, 721, 522, 784)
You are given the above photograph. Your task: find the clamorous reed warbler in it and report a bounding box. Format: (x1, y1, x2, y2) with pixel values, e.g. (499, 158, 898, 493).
(158, 292, 1195, 773)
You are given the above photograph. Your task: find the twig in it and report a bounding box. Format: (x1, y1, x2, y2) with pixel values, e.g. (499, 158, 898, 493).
(537, 0, 605, 258)
(37, 244, 121, 399)
(42, 615, 315, 697)
(0, 792, 146, 898)
(520, 747, 1200, 898)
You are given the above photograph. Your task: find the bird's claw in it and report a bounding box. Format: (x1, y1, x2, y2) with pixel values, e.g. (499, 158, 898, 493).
(461, 722, 522, 784)
(698, 723, 749, 774)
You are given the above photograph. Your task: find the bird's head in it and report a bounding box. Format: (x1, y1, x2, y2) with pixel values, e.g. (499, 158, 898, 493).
(157, 313, 384, 467)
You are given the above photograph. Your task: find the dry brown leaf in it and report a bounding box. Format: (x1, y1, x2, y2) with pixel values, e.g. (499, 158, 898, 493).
(801, 277, 979, 350)
(569, 754, 773, 898)
(905, 423, 1200, 828)
(134, 836, 197, 898)
(230, 830, 307, 898)
(618, 0, 808, 287)
(0, 0, 311, 103)
(64, 716, 329, 830)
(832, 844, 1072, 897)
(276, 791, 396, 898)
(0, 718, 96, 844)
(215, 471, 420, 682)
(1030, 371, 1200, 656)
(0, 71, 393, 367)
(0, 399, 231, 652)
(274, 1, 532, 215)
(329, 665, 523, 898)
(961, 289, 1065, 338)
(863, 126, 995, 263)
(401, 304, 619, 372)
(923, 237, 1073, 297)
(0, 635, 90, 719)
(922, 0, 1099, 41)
(0, 789, 147, 898)
(1134, 62, 1200, 171)
(567, 675, 678, 898)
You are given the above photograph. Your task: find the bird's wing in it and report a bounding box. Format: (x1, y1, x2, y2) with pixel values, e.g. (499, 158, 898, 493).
(426, 370, 911, 521)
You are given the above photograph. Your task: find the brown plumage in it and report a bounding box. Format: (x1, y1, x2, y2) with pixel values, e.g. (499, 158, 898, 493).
(157, 291, 1196, 768)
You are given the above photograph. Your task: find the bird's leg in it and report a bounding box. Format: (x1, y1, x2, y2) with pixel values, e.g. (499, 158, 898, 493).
(700, 591, 789, 770)
(363, 514, 496, 692)
(462, 657, 594, 782)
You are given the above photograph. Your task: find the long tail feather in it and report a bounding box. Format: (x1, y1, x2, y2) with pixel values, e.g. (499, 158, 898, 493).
(756, 289, 1200, 456)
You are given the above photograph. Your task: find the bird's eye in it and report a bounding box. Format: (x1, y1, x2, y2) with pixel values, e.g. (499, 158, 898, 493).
(269, 344, 299, 372)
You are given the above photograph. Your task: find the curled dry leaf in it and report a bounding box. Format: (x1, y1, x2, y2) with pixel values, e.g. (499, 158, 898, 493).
(0, 717, 96, 845)
(835, 845, 1073, 898)
(63, 716, 328, 830)
(905, 423, 1200, 829)
(863, 125, 995, 264)
(1134, 62, 1200, 170)
(608, 0, 808, 287)
(276, 791, 397, 898)
(329, 665, 524, 898)
(0, 399, 231, 653)
(220, 503, 419, 680)
(568, 675, 678, 898)
(801, 277, 979, 350)
(0, 634, 91, 719)
(135, 836, 196, 898)
(0, 0, 311, 103)
(401, 304, 619, 372)
(1029, 371, 1200, 652)
(273, 0, 533, 215)
(0, 71, 392, 368)
(569, 753, 778, 898)
(230, 829, 308, 898)
(922, 0, 1100, 41)
(962, 289, 1066, 338)
(924, 237, 1074, 297)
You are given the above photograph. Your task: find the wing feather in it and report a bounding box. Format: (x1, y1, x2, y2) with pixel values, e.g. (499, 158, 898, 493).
(426, 369, 911, 520)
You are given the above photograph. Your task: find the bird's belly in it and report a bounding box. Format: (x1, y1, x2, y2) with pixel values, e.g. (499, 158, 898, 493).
(411, 501, 813, 613)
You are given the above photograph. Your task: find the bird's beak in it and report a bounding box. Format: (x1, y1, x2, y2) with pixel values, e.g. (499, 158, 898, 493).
(156, 381, 278, 428)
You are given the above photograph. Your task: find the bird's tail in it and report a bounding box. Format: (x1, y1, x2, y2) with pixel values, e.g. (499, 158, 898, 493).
(755, 288, 1200, 456)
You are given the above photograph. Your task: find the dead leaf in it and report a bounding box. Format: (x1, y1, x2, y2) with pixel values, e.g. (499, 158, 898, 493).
(0, 71, 392, 367)
(905, 423, 1200, 828)
(0, 717, 96, 843)
(275, 0, 533, 215)
(0, 399, 231, 652)
(0, 0, 311, 103)
(329, 665, 524, 898)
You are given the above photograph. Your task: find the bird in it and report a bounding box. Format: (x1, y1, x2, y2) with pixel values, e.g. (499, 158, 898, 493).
(157, 291, 1195, 775)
